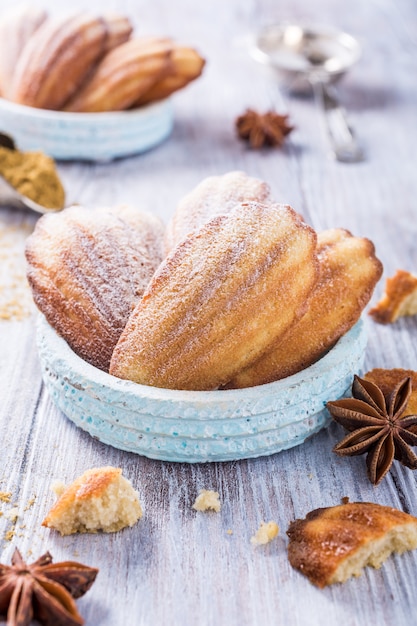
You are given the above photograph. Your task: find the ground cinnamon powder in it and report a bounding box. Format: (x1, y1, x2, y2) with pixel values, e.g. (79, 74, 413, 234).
(0, 145, 65, 209)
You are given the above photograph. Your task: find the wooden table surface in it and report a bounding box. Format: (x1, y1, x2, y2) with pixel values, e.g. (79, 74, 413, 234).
(1, 0, 417, 624)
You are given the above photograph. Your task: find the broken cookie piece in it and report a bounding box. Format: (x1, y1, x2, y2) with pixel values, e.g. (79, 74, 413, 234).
(369, 269, 417, 323)
(42, 466, 142, 535)
(364, 368, 417, 415)
(287, 501, 417, 587)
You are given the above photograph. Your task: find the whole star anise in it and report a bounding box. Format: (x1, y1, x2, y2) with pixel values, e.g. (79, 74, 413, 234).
(0, 548, 98, 626)
(327, 375, 417, 485)
(235, 108, 294, 149)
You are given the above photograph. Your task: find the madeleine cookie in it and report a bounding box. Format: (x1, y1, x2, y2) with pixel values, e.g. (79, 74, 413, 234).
(228, 228, 382, 387)
(164, 171, 272, 253)
(135, 44, 205, 106)
(110, 201, 318, 390)
(26, 205, 164, 371)
(10, 13, 111, 109)
(64, 37, 173, 112)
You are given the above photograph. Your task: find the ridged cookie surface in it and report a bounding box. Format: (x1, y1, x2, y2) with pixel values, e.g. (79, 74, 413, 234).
(135, 44, 205, 106)
(228, 228, 383, 387)
(64, 37, 173, 112)
(26, 205, 165, 371)
(164, 171, 272, 254)
(10, 13, 111, 109)
(101, 13, 133, 53)
(110, 201, 318, 390)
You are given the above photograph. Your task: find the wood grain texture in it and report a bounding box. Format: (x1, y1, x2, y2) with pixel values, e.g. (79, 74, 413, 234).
(1, 0, 417, 624)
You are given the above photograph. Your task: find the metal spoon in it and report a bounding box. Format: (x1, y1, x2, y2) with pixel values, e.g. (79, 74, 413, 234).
(250, 23, 365, 162)
(0, 132, 64, 213)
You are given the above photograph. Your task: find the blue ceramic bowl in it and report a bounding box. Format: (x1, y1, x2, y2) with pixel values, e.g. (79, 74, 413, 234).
(36, 316, 367, 463)
(0, 97, 173, 161)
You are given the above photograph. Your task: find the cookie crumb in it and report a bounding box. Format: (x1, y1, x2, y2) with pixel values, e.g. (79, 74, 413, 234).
(51, 480, 66, 498)
(5, 506, 19, 523)
(192, 489, 221, 513)
(4, 528, 16, 541)
(24, 496, 36, 511)
(0, 491, 12, 503)
(250, 521, 279, 545)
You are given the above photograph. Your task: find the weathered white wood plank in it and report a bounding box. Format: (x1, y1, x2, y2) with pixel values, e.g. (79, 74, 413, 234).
(1, 0, 417, 624)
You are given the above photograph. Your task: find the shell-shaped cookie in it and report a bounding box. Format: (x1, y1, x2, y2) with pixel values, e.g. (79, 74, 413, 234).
(11, 13, 110, 109)
(64, 37, 173, 112)
(110, 201, 318, 390)
(26, 205, 165, 371)
(228, 228, 383, 387)
(164, 170, 272, 254)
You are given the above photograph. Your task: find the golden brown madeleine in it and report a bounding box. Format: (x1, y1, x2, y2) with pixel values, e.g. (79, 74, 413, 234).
(135, 44, 205, 106)
(287, 501, 417, 588)
(10, 13, 112, 110)
(102, 13, 133, 53)
(228, 228, 383, 388)
(165, 171, 272, 254)
(0, 5, 47, 98)
(64, 37, 173, 112)
(26, 205, 165, 371)
(110, 202, 318, 390)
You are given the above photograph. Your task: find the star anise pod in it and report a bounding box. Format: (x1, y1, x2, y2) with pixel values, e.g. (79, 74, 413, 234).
(327, 375, 417, 485)
(0, 548, 98, 626)
(235, 108, 294, 149)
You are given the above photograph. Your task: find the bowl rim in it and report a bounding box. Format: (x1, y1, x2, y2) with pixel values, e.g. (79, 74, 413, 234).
(37, 315, 367, 461)
(0, 95, 171, 122)
(37, 314, 366, 406)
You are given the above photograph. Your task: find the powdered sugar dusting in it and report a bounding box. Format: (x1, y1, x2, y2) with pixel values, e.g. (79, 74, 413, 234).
(164, 171, 272, 253)
(229, 228, 382, 387)
(26, 204, 165, 371)
(110, 201, 318, 390)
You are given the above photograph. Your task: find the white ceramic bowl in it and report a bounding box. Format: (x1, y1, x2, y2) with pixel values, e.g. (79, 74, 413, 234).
(36, 315, 367, 463)
(0, 97, 173, 161)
